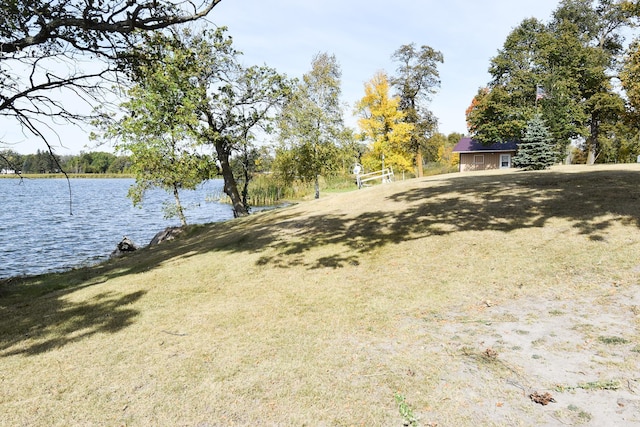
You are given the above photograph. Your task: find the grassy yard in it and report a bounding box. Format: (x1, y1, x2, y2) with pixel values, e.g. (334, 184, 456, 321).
(1, 164, 639, 426)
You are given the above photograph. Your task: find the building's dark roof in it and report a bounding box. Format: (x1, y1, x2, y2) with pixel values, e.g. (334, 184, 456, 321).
(453, 137, 518, 153)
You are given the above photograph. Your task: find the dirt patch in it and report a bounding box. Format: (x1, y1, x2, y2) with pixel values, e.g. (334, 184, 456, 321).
(415, 287, 640, 425)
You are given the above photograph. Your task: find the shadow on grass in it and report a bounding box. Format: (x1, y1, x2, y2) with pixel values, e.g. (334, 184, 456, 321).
(13, 168, 636, 276)
(1, 168, 639, 355)
(0, 288, 146, 357)
(241, 169, 640, 268)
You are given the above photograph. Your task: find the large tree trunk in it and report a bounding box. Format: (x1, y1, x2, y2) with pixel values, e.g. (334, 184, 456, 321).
(241, 145, 250, 210)
(215, 140, 248, 217)
(416, 152, 424, 177)
(314, 174, 320, 199)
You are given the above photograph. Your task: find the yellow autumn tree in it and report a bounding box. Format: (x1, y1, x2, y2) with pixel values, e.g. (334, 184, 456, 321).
(437, 144, 459, 168)
(354, 71, 414, 173)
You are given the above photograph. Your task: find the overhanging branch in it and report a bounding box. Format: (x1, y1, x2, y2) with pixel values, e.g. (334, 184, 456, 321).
(1, 1, 221, 54)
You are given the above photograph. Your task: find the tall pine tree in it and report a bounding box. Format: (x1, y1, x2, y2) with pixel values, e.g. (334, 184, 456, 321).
(513, 115, 556, 170)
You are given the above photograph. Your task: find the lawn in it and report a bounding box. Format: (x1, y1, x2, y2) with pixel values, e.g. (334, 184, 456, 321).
(1, 164, 639, 426)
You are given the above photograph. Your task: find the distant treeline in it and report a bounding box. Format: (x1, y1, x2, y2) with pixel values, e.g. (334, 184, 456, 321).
(0, 149, 131, 174)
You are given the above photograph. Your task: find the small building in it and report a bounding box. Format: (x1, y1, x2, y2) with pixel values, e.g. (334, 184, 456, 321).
(453, 138, 518, 172)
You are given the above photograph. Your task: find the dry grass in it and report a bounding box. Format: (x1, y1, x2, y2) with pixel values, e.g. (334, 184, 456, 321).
(1, 164, 640, 426)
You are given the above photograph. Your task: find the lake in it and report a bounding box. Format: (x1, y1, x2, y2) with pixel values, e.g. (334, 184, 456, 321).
(0, 178, 234, 279)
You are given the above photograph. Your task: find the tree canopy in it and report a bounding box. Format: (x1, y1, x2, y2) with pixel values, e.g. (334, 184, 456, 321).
(355, 71, 414, 173)
(466, 0, 634, 164)
(0, 0, 219, 153)
(390, 43, 443, 176)
(276, 53, 345, 199)
(102, 35, 216, 226)
(100, 28, 289, 218)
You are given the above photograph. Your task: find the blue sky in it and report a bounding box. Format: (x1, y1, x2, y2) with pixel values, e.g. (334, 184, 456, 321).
(6, 0, 562, 154)
(212, 0, 562, 132)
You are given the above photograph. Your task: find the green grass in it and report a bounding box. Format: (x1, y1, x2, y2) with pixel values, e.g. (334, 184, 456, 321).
(597, 336, 630, 345)
(555, 380, 621, 392)
(2, 164, 640, 425)
(578, 380, 621, 391)
(395, 392, 418, 427)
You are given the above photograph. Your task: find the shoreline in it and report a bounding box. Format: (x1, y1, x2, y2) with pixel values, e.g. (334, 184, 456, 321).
(0, 173, 135, 179)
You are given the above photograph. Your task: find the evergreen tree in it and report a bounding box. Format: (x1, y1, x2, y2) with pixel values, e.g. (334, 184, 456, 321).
(513, 115, 557, 170)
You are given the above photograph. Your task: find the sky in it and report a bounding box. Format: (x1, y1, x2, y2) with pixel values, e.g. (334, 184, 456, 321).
(210, 0, 562, 134)
(6, 0, 563, 154)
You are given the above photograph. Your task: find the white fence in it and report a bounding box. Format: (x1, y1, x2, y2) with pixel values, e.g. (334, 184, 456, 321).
(355, 166, 394, 189)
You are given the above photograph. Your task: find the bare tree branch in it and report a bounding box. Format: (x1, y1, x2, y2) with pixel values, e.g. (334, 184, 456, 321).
(1, 0, 220, 149)
(0, 0, 220, 215)
(1, 1, 221, 54)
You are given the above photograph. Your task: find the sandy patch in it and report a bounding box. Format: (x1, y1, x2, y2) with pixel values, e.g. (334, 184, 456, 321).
(414, 288, 640, 425)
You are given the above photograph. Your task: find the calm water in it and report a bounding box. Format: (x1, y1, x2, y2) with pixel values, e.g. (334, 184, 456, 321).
(0, 178, 234, 279)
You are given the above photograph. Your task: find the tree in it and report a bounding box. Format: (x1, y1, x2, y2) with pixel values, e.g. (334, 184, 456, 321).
(208, 63, 290, 214)
(550, 0, 629, 164)
(102, 43, 214, 226)
(72, 152, 117, 173)
(21, 150, 62, 173)
(444, 132, 463, 169)
(277, 53, 344, 199)
(622, 39, 640, 109)
(0, 150, 23, 173)
(106, 156, 132, 174)
(621, 39, 640, 137)
(113, 28, 288, 217)
(422, 132, 462, 169)
(596, 120, 640, 162)
(334, 127, 366, 174)
(466, 1, 631, 164)
(354, 71, 414, 173)
(1, 1, 219, 155)
(423, 133, 447, 165)
(513, 115, 557, 170)
(230, 143, 273, 208)
(621, 0, 640, 14)
(466, 18, 562, 144)
(390, 43, 443, 176)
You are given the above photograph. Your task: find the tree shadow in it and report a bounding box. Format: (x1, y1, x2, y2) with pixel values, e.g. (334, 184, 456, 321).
(101, 168, 638, 272)
(227, 169, 640, 268)
(2, 168, 638, 355)
(0, 286, 146, 357)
